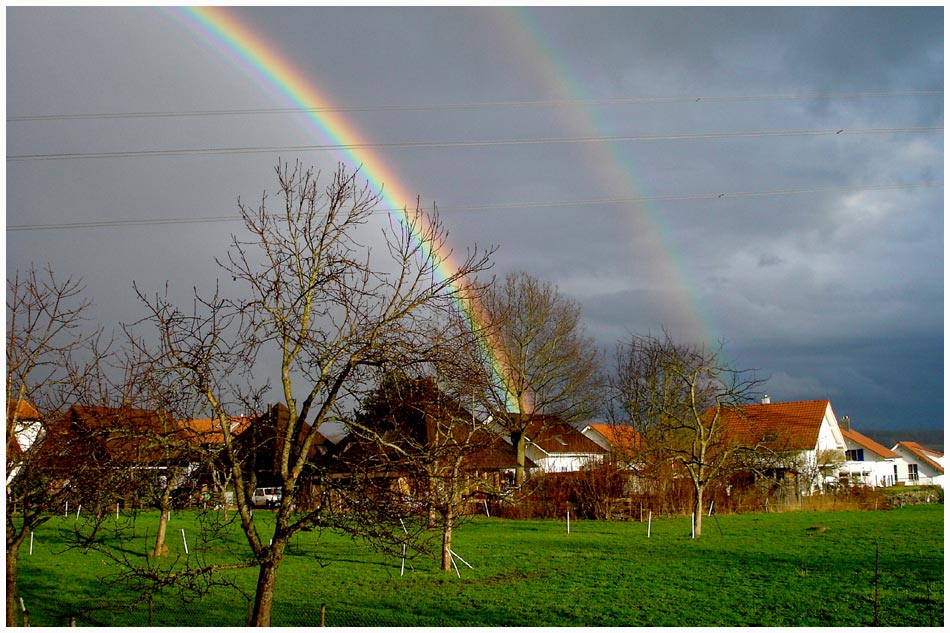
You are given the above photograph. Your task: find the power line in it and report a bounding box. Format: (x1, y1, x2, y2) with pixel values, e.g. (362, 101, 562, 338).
(7, 181, 941, 232)
(6, 91, 942, 122)
(7, 126, 941, 162)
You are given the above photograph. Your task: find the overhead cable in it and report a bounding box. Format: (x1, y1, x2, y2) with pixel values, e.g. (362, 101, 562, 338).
(7, 181, 942, 232)
(7, 90, 942, 122)
(7, 126, 942, 162)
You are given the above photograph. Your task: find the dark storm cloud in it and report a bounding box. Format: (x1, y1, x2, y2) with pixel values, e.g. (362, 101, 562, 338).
(6, 6, 943, 431)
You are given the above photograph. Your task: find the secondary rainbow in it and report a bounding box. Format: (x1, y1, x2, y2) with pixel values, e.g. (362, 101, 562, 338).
(175, 7, 523, 411)
(485, 8, 719, 346)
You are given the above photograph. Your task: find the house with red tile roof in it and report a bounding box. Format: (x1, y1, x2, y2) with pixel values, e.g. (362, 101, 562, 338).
(7, 399, 43, 454)
(43, 405, 203, 485)
(6, 399, 45, 485)
(890, 441, 944, 488)
(716, 398, 847, 492)
(838, 421, 900, 487)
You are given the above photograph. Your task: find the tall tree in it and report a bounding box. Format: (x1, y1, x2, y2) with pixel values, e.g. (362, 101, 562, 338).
(609, 332, 762, 537)
(134, 162, 493, 625)
(479, 271, 601, 485)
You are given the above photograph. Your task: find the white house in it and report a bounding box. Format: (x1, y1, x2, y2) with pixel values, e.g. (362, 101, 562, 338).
(890, 441, 944, 488)
(6, 400, 44, 486)
(838, 424, 900, 487)
(525, 417, 606, 473)
(717, 398, 848, 492)
(491, 414, 606, 475)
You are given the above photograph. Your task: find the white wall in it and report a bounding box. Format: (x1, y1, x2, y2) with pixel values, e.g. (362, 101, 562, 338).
(528, 451, 602, 474)
(890, 445, 944, 488)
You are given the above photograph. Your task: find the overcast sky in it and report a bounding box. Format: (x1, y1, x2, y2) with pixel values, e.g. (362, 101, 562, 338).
(6, 6, 944, 431)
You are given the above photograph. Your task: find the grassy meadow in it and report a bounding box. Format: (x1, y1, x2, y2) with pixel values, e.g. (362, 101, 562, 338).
(15, 504, 944, 627)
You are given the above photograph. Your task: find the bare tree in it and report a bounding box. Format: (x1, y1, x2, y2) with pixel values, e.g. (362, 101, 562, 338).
(133, 162, 493, 625)
(478, 271, 602, 485)
(609, 332, 763, 537)
(5, 265, 111, 625)
(352, 370, 500, 572)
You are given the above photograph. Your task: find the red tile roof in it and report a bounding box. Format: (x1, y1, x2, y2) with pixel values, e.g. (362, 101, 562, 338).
(585, 423, 644, 454)
(896, 441, 944, 474)
(61, 405, 193, 464)
(7, 399, 41, 421)
(7, 400, 43, 456)
(715, 399, 832, 451)
(179, 416, 253, 445)
(841, 427, 898, 458)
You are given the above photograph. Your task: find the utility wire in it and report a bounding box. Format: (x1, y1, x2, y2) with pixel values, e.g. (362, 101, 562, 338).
(7, 181, 941, 232)
(7, 126, 942, 162)
(7, 90, 942, 122)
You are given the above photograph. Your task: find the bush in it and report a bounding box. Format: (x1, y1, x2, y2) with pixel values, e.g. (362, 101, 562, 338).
(493, 466, 904, 520)
(491, 465, 630, 520)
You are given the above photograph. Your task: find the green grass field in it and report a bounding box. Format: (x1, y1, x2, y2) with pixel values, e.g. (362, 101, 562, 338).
(15, 504, 944, 626)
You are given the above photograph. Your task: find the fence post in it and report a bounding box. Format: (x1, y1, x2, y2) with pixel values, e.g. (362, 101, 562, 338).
(321, 603, 326, 627)
(148, 593, 153, 626)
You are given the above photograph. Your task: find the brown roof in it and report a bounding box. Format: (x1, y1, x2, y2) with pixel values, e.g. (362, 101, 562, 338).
(463, 429, 533, 470)
(841, 427, 899, 458)
(715, 399, 832, 451)
(896, 441, 944, 474)
(62, 405, 190, 464)
(7, 399, 41, 421)
(518, 415, 606, 456)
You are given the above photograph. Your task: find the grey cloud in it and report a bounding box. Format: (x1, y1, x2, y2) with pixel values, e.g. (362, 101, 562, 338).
(7, 6, 942, 432)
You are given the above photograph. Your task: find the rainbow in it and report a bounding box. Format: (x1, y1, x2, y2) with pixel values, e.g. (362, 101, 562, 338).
(174, 7, 523, 411)
(485, 8, 719, 346)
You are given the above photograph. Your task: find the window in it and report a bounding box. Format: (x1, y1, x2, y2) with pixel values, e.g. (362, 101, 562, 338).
(845, 449, 864, 461)
(908, 464, 919, 482)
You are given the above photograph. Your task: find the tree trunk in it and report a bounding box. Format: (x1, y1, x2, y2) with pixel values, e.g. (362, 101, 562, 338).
(151, 506, 170, 557)
(7, 542, 21, 626)
(440, 507, 454, 572)
(693, 486, 704, 538)
(152, 481, 173, 557)
(512, 430, 527, 486)
(248, 541, 285, 626)
(427, 477, 437, 530)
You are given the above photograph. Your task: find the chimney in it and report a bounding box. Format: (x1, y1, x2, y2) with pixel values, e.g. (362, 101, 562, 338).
(840, 415, 850, 432)
(761, 395, 771, 405)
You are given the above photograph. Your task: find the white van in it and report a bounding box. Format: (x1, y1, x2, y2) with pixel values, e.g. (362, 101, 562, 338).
(251, 487, 282, 508)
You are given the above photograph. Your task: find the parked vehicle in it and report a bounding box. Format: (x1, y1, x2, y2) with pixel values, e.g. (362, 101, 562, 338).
(251, 487, 282, 508)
